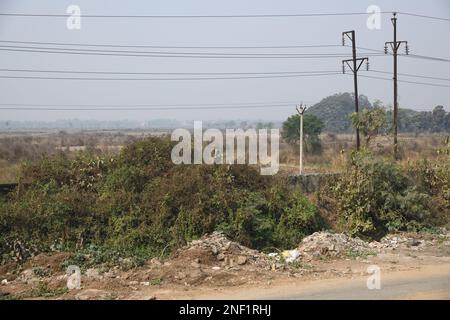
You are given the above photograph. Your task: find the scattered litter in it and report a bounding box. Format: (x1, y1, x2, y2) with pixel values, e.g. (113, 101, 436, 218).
(282, 249, 301, 263)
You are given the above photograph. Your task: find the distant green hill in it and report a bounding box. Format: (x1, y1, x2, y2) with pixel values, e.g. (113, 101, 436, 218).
(306, 93, 372, 132)
(306, 93, 449, 133)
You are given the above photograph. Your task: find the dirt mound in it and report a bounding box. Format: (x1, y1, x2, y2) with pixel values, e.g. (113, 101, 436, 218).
(24, 252, 73, 273)
(146, 232, 274, 286)
(298, 231, 370, 259)
(172, 231, 271, 269)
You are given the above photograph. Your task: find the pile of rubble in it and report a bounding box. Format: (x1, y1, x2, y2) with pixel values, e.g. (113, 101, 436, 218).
(173, 231, 272, 270)
(298, 231, 371, 259)
(368, 234, 435, 250)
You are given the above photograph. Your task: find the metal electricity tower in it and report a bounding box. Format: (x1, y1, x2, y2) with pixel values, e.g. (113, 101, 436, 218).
(296, 103, 307, 175)
(342, 30, 369, 151)
(385, 12, 409, 159)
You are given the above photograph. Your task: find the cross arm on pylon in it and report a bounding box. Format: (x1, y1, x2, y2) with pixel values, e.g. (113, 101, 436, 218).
(342, 57, 369, 73)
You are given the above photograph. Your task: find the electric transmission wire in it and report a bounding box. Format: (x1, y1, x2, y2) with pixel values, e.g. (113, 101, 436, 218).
(1, 10, 446, 21)
(0, 100, 306, 107)
(0, 44, 384, 59)
(400, 53, 450, 63)
(0, 11, 393, 18)
(398, 12, 450, 22)
(355, 45, 450, 63)
(0, 68, 339, 76)
(0, 104, 306, 111)
(357, 74, 450, 88)
(370, 70, 450, 82)
(0, 40, 343, 50)
(0, 72, 341, 81)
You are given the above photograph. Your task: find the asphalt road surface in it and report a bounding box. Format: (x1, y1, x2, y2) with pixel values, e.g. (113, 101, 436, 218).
(196, 265, 450, 300)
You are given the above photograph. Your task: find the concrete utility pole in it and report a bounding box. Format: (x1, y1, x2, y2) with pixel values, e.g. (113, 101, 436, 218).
(385, 12, 409, 160)
(342, 30, 369, 151)
(296, 104, 307, 175)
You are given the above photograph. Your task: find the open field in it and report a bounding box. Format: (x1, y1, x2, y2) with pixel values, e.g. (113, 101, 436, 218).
(0, 130, 447, 182)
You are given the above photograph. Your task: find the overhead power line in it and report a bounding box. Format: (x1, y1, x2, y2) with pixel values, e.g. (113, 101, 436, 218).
(2, 68, 448, 83)
(0, 40, 343, 50)
(358, 74, 450, 88)
(0, 68, 339, 76)
(0, 47, 385, 59)
(0, 72, 340, 81)
(0, 100, 309, 108)
(399, 12, 450, 22)
(0, 11, 446, 21)
(355, 45, 450, 63)
(0, 104, 303, 111)
(0, 44, 385, 59)
(0, 11, 393, 19)
(400, 53, 450, 63)
(370, 70, 450, 82)
(0, 44, 351, 56)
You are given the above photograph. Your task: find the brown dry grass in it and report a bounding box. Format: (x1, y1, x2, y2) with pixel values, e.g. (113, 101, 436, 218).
(0, 131, 447, 182)
(279, 133, 448, 174)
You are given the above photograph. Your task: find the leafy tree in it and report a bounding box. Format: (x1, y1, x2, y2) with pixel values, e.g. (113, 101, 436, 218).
(350, 108, 387, 146)
(282, 114, 325, 145)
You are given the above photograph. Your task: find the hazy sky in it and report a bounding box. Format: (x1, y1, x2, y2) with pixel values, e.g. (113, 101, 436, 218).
(0, 0, 449, 122)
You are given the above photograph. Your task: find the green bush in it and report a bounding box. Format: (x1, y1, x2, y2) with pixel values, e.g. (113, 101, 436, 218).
(328, 151, 441, 239)
(275, 191, 324, 248)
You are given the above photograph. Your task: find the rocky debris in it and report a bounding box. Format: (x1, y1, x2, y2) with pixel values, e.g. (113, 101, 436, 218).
(298, 231, 448, 258)
(298, 231, 370, 259)
(19, 268, 40, 285)
(369, 235, 410, 249)
(1, 279, 7, 285)
(173, 231, 272, 270)
(85, 268, 103, 280)
(369, 234, 439, 250)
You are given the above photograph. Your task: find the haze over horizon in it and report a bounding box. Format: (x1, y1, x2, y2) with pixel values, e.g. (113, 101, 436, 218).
(0, 0, 449, 122)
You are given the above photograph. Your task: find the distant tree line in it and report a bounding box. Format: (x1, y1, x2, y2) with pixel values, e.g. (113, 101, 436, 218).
(306, 93, 449, 134)
(390, 105, 449, 133)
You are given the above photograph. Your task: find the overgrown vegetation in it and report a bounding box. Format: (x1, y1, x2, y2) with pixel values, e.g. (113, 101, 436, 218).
(0, 137, 325, 266)
(317, 149, 449, 239)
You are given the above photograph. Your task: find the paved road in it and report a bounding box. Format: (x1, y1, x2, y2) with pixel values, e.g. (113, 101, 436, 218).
(196, 265, 450, 300)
